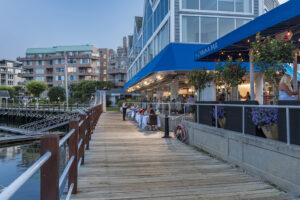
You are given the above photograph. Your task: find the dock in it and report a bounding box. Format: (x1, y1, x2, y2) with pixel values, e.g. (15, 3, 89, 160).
(71, 112, 287, 200)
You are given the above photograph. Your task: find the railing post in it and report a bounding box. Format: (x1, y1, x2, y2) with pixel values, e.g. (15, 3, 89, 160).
(68, 120, 79, 194)
(40, 134, 59, 200)
(242, 106, 245, 135)
(286, 108, 290, 145)
(86, 111, 90, 150)
(196, 105, 199, 124)
(215, 105, 218, 128)
(79, 115, 85, 165)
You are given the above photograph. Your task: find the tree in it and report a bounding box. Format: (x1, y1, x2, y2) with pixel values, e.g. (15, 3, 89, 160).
(25, 81, 47, 98)
(48, 86, 66, 103)
(187, 67, 213, 92)
(12, 86, 24, 96)
(215, 58, 246, 100)
(0, 86, 15, 98)
(251, 33, 296, 103)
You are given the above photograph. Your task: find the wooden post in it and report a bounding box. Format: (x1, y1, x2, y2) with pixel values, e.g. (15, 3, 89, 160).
(40, 134, 59, 200)
(249, 49, 255, 101)
(293, 50, 298, 91)
(86, 111, 90, 150)
(79, 115, 85, 165)
(68, 120, 79, 194)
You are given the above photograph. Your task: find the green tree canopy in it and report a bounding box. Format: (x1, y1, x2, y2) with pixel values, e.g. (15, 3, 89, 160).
(25, 81, 48, 98)
(0, 86, 15, 97)
(70, 81, 113, 103)
(12, 86, 24, 96)
(47, 86, 66, 102)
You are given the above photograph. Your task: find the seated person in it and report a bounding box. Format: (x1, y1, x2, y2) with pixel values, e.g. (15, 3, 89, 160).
(279, 74, 300, 101)
(147, 109, 158, 130)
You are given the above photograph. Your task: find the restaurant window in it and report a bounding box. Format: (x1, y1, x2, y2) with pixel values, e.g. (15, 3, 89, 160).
(201, 17, 217, 43)
(182, 16, 199, 43)
(218, 0, 234, 12)
(219, 18, 235, 38)
(182, 0, 199, 9)
(200, 0, 217, 10)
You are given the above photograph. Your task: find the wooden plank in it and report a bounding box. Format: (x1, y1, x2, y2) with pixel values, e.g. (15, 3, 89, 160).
(72, 112, 288, 200)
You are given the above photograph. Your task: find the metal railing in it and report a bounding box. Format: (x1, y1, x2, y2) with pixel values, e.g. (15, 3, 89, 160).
(0, 103, 91, 111)
(0, 104, 103, 200)
(128, 101, 300, 146)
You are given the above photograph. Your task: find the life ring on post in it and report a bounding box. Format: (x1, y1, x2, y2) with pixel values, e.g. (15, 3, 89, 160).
(174, 124, 188, 143)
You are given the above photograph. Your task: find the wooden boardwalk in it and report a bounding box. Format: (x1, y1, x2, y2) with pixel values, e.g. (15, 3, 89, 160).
(72, 112, 288, 200)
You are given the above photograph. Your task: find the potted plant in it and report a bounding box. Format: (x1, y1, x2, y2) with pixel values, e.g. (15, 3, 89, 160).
(251, 33, 296, 104)
(251, 108, 279, 139)
(211, 106, 226, 128)
(187, 67, 213, 100)
(215, 58, 246, 101)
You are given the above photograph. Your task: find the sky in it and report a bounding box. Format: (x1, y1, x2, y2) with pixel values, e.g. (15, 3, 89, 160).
(0, 0, 290, 60)
(0, 0, 144, 60)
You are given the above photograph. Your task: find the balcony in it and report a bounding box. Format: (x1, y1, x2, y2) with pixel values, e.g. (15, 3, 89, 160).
(108, 68, 126, 75)
(19, 72, 34, 77)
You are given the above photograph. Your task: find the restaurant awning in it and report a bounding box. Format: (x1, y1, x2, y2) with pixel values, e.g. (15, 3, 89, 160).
(195, 0, 300, 62)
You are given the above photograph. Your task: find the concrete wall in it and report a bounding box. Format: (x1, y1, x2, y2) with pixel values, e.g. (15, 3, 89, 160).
(184, 121, 300, 196)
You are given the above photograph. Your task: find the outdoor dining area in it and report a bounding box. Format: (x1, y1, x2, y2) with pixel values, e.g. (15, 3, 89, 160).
(124, 104, 161, 131)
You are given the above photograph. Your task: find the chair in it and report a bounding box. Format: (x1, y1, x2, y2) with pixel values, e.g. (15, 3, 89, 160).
(147, 114, 158, 131)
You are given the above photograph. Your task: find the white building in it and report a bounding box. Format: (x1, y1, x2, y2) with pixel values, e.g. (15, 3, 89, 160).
(0, 59, 24, 86)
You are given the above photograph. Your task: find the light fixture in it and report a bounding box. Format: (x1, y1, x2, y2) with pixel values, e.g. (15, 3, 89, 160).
(247, 39, 250, 43)
(238, 53, 242, 56)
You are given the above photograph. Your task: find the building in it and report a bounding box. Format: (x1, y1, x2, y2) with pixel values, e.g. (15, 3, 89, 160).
(125, 0, 280, 100)
(99, 48, 114, 81)
(108, 37, 127, 88)
(18, 45, 100, 87)
(0, 59, 24, 86)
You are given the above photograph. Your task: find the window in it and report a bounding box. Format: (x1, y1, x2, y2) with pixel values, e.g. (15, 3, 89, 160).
(103, 70, 107, 75)
(56, 68, 64, 73)
(104, 62, 107, 67)
(46, 60, 53, 66)
(219, 18, 235, 38)
(68, 75, 76, 81)
(103, 54, 107, 59)
(36, 68, 44, 74)
(182, 16, 199, 43)
(236, 18, 251, 28)
(68, 67, 76, 73)
(35, 61, 44, 66)
(55, 59, 65, 64)
(97, 61, 100, 66)
(8, 80, 13, 85)
(24, 61, 32, 66)
(68, 59, 76, 64)
(8, 74, 14, 79)
(200, 0, 217, 10)
(219, 0, 234, 11)
(201, 17, 217, 43)
(236, 0, 252, 13)
(103, 77, 107, 81)
(80, 59, 90, 64)
(55, 76, 64, 81)
(36, 77, 44, 81)
(182, 0, 199, 9)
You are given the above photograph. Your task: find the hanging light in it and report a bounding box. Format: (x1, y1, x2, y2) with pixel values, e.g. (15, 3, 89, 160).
(247, 39, 251, 43)
(238, 53, 242, 56)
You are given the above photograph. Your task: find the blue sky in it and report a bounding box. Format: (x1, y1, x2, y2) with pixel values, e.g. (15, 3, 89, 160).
(0, 0, 144, 60)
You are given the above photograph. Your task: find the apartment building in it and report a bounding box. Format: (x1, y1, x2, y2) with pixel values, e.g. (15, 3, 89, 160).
(99, 48, 114, 81)
(18, 45, 100, 87)
(107, 37, 127, 88)
(0, 59, 24, 86)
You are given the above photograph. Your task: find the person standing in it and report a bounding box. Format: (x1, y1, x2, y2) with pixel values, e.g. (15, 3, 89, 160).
(122, 102, 128, 121)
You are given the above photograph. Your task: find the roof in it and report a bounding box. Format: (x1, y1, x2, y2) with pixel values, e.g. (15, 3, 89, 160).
(123, 42, 300, 91)
(195, 0, 300, 62)
(26, 45, 95, 54)
(0, 90, 10, 98)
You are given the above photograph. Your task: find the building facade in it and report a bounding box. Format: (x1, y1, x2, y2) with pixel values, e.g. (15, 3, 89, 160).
(107, 37, 127, 88)
(126, 0, 280, 82)
(0, 59, 24, 86)
(18, 45, 100, 87)
(99, 48, 114, 81)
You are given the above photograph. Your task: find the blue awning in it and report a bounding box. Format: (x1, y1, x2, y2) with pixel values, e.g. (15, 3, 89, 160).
(195, 0, 300, 61)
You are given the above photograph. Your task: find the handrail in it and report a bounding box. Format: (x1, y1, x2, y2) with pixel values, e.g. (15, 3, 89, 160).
(59, 129, 75, 147)
(0, 103, 103, 200)
(59, 156, 75, 188)
(0, 152, 52, 200)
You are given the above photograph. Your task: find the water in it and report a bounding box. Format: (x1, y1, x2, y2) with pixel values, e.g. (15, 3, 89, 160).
(0, 142, 68, 200)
